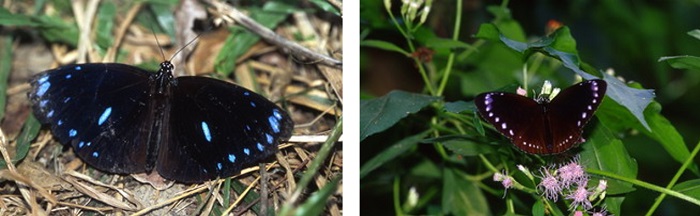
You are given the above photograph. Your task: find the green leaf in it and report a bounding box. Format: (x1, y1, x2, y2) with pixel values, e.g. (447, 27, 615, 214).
(638, 102, 698, 173)
(0, 36, 12, 121)
(360, 130, 431, 179)
(215, 3, 292, 75)
(673, 179, 700, 199)
(688, 29, 700, 41)
(95, 2, 116, 50)
(308, 0, 340, 16)
(443, 100, 475, 113)
(35, 15, 80, 47)
(149, 3, 177, 40)
(604, 196, 625, 216)
(293, 176, 341, 216)
(531, 199, 545, 216)
(0, 115, 40, 169)
(474, 23, 500, 40)
(659, 55, 700, 71)
(580, 123, 637, 195)
(360, 90, 441, 141)
(360, 40, 410, 56)
(547, 27, 578, 55)
(442, 168, 490, 215)
(0, 7, 37, 26)
(442, 140, 495, 156)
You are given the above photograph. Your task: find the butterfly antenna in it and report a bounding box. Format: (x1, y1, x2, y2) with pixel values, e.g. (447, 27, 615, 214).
(150, 25, 168, 62)
(169, 33, 203, 62)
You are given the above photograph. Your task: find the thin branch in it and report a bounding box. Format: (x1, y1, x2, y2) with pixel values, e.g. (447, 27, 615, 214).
(203, 0, 342, 68)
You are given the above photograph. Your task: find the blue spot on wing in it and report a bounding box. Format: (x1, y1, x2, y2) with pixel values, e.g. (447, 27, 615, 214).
(266, 133, 273, 144)
(38, 76, 49, 83)
(257, 143, 264, 151)
(268, 115, 280, 133)
(92, 152, 99, 157)
(98, 107, 112, 126)
(69, 129, 77, 137)
(228, 154, 236, 163)
(36, 82, 50, 97)
(47, 110, 54, 118)
(244, 148, 250, 155)
(201, 121, 212, 142)
(217, 162, 222, 170)
(75, 66, 82, 70)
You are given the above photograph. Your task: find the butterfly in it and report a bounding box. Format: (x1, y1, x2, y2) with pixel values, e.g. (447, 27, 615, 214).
(474, 79, 607, 155)
(28, 61, 294, 183)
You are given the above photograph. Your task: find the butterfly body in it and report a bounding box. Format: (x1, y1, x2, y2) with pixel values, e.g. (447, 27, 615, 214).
(28, 61, 293, 183)
(474, 80, 606, 155)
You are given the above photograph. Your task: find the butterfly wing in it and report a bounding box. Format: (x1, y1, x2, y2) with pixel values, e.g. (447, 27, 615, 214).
(157, 77, 294, 182)
(28, 63, 153, 173)
(474, 92, 550, 154)
(546, 79, 607, 154)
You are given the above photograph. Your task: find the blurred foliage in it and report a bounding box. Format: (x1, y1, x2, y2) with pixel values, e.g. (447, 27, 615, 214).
(361, 0, 700, 215)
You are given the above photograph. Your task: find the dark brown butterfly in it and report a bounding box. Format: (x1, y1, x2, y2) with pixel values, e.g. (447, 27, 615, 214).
(474, 80, 607, 155)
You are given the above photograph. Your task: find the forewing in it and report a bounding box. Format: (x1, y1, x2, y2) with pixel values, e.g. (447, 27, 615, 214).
(546, 79, 607, 154)
(158, 77, 294, 183)
(475, 92, 549, 154)
(28, 63, 152, 173)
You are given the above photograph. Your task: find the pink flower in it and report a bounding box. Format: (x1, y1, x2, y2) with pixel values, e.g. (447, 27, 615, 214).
(493, 170, 513, 189)
(589, 206, 609, 216)
(537, 166, 562, 201)
(558, 156, 587, 189)
(567, 181, 593, 210)
(493, 170, 514, 198)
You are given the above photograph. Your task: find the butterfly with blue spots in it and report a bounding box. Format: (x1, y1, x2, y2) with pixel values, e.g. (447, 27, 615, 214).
(28, 61, 294, 183)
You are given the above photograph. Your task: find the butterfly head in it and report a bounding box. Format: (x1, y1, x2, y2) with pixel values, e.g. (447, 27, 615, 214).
(534, 80, 561, 104)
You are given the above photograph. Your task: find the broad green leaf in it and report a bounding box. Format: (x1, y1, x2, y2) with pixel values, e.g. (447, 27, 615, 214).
(659, 55, 700, 71)
(442, 140, 495, 156)
(605, 196, 625, 216)
(639, 102, 698, 173)
(673, 179, 700, 199)
(360, 40, 409, 56)
(532, 199, 545, 216)
(442, 169, 490, 215)
(360, 90, 440, 141)
(580, 123, 637, 195)
(474, 23, 499, 40)
(360, 130, 431, 179)
(597, 72, 654, 131)
(443, 100, 475, 113)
